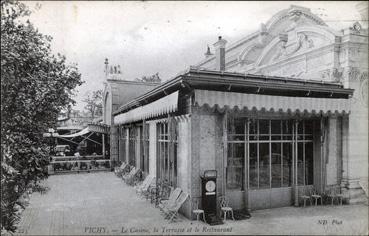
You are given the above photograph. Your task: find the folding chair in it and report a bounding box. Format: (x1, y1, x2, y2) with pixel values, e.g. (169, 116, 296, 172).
(135, 175, 155, 196)
(122, 167, 136, 181)
(163, 192, 189, 222)
(158, 187, 182, 212)
(114, 162, 127, 177)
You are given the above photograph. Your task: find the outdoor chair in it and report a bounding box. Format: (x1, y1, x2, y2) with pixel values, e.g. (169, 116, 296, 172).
(162, 192, 189, 222)
(219, 196, 235, 221)
(327, 185, 344, 205)
(114, 162, 127, 177)
(150, 183, 171, 206)
(311, 187, 322, 206)
(124, 168, 142, 186)
(158, 187, 182, 212)
(135, 175, 155, 196)
(122, 167, 136, 181)
(192, 198, 206, 223)
(300, 186, 313, 207)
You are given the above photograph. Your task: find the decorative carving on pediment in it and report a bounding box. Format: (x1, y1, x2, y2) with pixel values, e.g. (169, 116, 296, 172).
(347, 67, 360, 81)
(332, 68, 344, 82)
(288, 9, 303, 22)
(350, 22, 362, 34)
(272, 33, 314, 61)
(320, 67, 344, 82)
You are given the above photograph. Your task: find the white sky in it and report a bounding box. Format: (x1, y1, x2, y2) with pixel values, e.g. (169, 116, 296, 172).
(23, 1, 364, 110)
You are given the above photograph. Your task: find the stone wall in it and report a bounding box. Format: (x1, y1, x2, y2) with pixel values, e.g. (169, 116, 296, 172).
(190, 107, 224, 219)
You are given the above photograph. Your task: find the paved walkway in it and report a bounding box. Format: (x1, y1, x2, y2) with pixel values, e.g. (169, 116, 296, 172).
(15, 172, 368, 235)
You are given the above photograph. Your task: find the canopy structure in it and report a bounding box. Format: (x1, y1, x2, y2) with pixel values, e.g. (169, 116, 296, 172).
(55, 127, 90, 138)
(194, 90, 351, 115)
(114, 91, 178, 125)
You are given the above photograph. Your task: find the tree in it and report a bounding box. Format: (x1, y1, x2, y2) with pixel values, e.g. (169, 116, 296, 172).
(83, 89, 103, 119)
(135, 72, 161, 83)
(1, 0, 83, 232)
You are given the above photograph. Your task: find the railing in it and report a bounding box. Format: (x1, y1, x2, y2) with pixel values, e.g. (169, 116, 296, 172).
(48, 157, 111, 174)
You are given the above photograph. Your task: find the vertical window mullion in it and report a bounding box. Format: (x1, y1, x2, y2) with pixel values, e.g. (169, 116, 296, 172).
(281, 121, 283, 186)
(257, 120, 260, 189)
(303, 121, 306, 186)
(269, 120, 272, 189)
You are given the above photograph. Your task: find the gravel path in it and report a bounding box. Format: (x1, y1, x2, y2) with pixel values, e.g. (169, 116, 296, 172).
(15, 172, 368, 235)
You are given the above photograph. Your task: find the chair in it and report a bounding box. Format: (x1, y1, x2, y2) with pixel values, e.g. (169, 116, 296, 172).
(135, 175, 155, 196)
(150, 183, 171, 206)
(158, 187, 182, 211)
(219, 196, 235, 221)
(327, 185, 343, 205)
(192, 198, 206, 223)
(163, 192, 189, 222)
(311, 187, 322, 206)
(122, 167, 136, 181)
(300, 186, 312, 207)
(125, 169, 142, 186)
(141, 178, 157, 200)
(114, 162, 127, 177)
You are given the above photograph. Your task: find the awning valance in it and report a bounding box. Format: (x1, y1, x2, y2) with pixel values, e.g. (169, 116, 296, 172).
(114, 91, 179, 125)
(195, 90, 350, 115)
(55, 127, 90, 138)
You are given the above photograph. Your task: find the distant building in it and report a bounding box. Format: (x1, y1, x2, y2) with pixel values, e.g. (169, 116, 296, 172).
(102, 59, 161, 159)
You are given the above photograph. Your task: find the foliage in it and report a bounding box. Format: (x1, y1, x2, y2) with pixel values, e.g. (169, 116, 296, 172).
(135, 72, 161, 83)
(1, 0, 83, 231)
(83, 89, 103, 119)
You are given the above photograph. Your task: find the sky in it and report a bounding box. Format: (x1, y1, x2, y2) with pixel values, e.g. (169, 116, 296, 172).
(22, 1, 365, 110)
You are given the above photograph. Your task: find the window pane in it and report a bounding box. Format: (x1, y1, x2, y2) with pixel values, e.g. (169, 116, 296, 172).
(305, 142, 314, 185)
(249, 119, 258, 141)
(271, 143, 282, 188)
(259, 120, 270, 140)
(259, 143, 270, 188)
(228, 118, 245, 141)
(271, 120, 282, 140)
(297, 143, 304, 185)
(282, 120, 292, 140)
(227, 143, 244, 190)
(297, 121, 304, 140)
(249, 143, 258, 189)
(282, 143, 292, 187)
(304, 120, 314, 140)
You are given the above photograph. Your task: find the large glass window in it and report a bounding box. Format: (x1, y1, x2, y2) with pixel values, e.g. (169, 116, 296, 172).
(227, 117, 315, 190)
(118, 126, 127, 163)
(227, 143, 244, 190)
(139, 123, 150, 174)
(128, 127, 137, 166)
(157, 120, 178, 187)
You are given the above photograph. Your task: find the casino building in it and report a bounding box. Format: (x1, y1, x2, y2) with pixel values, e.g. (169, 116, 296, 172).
(103, 5, 368, 218)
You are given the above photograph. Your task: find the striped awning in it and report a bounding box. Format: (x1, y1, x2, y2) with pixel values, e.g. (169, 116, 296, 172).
(114, 91, 178, 125)
(194, 90, 350, 115)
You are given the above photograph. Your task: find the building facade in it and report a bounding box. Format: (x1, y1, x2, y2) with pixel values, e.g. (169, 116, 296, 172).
(103, 5, 368, 219)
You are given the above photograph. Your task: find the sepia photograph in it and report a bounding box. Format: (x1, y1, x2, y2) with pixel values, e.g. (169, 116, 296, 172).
(1, 1, 368, 235)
